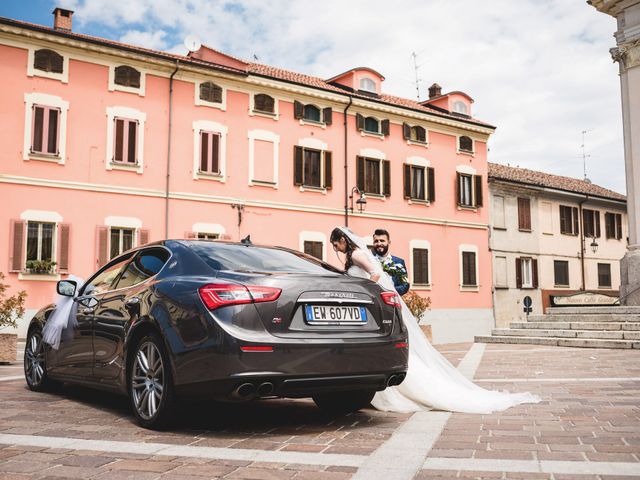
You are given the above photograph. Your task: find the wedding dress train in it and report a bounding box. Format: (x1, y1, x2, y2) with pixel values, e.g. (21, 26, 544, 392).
(341, 228, 540, 414)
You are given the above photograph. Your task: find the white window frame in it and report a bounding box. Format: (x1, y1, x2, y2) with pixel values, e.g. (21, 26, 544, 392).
(108, 64, 146, 96)
(27, 46, 69, 83)
(457, 135, 475, 155)
(406, 156, 430, 204)
(410, 239, 431, 290)
(104, 216, 141, 259)
(299, 231, 327, 262)
(249, 92, 279, 119)
(195, 80, 227, 110)
(192, 223, 226, 238)
(249, 129, 279, 188)
(406, 124, 429, 147)
(359, 148, 386, 198)
(192, 120, 228, 182)
(453, 101, 468, 115)
(362, 115, 382, 136)
(459, 244, 479, 291)
(520, 257, 533, 288)
(18, 210, 63, 281)
(106, 106, 146, 174)
(109, 226, 136, 259)
(359, 77, 376, 93)
(298, 138, 330, 193)
(23, 93, 69, 164)
(456, 165, 478, 209)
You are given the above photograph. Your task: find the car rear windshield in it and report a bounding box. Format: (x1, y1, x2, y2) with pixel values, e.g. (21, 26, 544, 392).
(189, 242, 342, 275)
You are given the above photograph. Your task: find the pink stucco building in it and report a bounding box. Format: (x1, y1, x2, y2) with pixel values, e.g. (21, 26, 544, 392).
(0, 8, 496, 343)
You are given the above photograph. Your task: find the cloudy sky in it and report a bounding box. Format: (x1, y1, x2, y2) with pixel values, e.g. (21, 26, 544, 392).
(2, 0, 626, 194)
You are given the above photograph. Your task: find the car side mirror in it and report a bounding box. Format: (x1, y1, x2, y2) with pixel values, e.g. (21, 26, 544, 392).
(57, 280, 77, 297)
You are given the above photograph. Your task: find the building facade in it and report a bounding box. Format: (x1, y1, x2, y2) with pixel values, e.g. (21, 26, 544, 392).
(488, 163, 627, 327)
(1, 9, 496, 343)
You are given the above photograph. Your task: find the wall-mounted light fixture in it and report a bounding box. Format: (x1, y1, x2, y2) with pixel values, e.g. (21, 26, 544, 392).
(349, 187, 367, 213)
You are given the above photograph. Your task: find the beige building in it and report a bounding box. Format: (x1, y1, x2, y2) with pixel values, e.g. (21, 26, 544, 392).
(488, 163, 627, 327)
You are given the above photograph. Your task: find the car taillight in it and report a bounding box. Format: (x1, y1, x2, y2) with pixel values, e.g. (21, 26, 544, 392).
(199, 284, 281, 310)
(381, 291, 401, 308)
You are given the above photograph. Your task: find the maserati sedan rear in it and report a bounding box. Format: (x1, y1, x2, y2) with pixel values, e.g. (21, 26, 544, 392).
(24, 240, 408, 428)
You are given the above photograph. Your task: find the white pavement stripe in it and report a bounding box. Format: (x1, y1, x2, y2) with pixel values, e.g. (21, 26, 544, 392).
(350, 411, 450, 480)
(475, 377, 640, 383)
(0, 433, 365, 467)
(0, 375, 24, 382)
(456, 343, 486, 380)
(423, 457, 640, 477)
(351, 343, 487, 480)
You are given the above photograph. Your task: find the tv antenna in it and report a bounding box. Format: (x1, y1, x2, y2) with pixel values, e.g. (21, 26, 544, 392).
(411, 51, 425, 100)
(183, 35, 201, 53)
(581, 129, 592, 182)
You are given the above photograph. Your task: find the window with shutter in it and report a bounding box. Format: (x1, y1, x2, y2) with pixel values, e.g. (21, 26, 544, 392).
(518, 197, 531, 231)
(554, 260, 569, 287)
(583, 209, 601, 238)
(199, 131, 221, 174)
(560, 205, 579, 235)
(114, 66, 141, 88)
(364, 158, 381, 194)
(109, 227, 135, 259)
(322, 107, 332, 125)
(408, 165, 426, 201)
(412, 248, 429, 285)
(254, 94, 275, 114)
(303, 104, 321, 122)
(364, 117, 380, 134)
(34, 49, 64, 73)
(303, 149, 322, 188)
(409, 126, 427, 143)
(519, 257, 533, 288)
(458, 173, 473, 207)
(605, 212, 623, 239)
(598, 263, 612, 288)
(199, 82, 223, 103)
(196, 233, 219, 240)
(303, 241, 323, 260)
(9, 220, 26, 273)
(25, 221, 56, 272)
(113, 118, 138, 164)
(294, 147, 330, 188)
(462, 251, 477, 286)
(31, 105, 61, 156)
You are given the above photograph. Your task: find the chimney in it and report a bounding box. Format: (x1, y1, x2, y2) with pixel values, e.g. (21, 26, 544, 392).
(52, 7, 74, 31)
(428, 83, 442, 99)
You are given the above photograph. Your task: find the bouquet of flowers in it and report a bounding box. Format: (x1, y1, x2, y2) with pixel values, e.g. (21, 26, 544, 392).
(381, 258, 408, 284)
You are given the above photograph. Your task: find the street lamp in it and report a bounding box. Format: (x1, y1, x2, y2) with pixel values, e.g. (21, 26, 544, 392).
(590, 236, 599, 254)
(349, 187, 367, 213)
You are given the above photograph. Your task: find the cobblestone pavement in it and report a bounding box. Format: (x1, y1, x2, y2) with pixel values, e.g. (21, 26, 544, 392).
(0, 342, 638, 479)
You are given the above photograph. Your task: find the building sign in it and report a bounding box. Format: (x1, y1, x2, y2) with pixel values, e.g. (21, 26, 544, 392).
(551, 292, 618, 307)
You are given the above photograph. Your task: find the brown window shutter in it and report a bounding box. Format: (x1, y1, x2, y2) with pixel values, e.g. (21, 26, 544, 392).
(515, 258, 522, 289)
(382, 160, 391, 197)
(9, 220, 26, 272)
(532, 258, 539, 289)
(96, 226, 108, 268)
(427, 167, 435, 202)
(47, 108, 60, 155)
(139, 229, 149, 246)
(402, 123, 410, 140)
(595, 211, 601, 238)
(456, 172, 461, 206)
(211, 83, 222, 103)
(403, 164, 411, 199)
(474, 175, 483, 207)
(34, 49, 48, 71)
(114, 119, 124, 162)
(32, 106, 44, 153)
(605, 213, 612, 238)
(211, 134, 220, 173)
(128, 120, 137, 164)
(323, 151, 332, 189)
(57, 223, 70, 273)
(381, 119, 390, 136)
(322, 107, 332, 125)
(294, 146, 303, 185)
(572, 207, 579, 235)
(356, 113, 364, 131)
(51, 52, 63, 73)
(356, 156, 365, 191)
(616, 214, 622, 239)
(294, 100, 303, 119)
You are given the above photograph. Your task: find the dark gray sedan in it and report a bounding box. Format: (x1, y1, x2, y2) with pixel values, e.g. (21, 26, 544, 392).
(24, 240, 408, 429)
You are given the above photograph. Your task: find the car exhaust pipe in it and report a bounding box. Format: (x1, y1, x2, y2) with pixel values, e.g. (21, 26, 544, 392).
(395, 373, 406, 385)
(387, 374, 398, 387)
(233, 383, 256, 399)
(257, 382, 275, 397)
(387, 373, 406, 387)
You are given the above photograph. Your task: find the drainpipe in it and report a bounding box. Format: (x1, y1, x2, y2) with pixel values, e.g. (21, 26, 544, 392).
(165, 61, 180, 239)
(343, 96, 353, 226)
(578, 195, 589, 291)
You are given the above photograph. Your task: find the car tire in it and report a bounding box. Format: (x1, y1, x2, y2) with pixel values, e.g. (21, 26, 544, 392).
(24, 328, 58, 392)
(128, 333, 176, 430)
(312, 390, 376, 414)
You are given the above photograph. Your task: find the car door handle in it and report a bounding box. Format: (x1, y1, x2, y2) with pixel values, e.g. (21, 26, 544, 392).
(82, 307, 95, 314)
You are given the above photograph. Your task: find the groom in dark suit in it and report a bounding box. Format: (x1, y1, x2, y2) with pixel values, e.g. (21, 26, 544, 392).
(372, 229, 410, 296)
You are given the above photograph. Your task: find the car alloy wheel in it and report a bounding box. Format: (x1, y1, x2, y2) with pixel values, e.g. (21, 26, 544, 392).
(24, 328, 56, 391)
(129, 333, 175, 429)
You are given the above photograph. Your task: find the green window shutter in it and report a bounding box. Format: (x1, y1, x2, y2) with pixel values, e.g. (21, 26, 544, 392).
(294, 146, 304, 185)
(382, 160, 391, 197)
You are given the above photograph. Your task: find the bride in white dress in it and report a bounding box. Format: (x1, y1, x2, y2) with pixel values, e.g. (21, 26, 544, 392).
(329, 227, 540, 414)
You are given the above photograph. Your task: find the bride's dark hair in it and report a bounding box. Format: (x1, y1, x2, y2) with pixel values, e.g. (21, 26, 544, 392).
(330, 227, 358, 272)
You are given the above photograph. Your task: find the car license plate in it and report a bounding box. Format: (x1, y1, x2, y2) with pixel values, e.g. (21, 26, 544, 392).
(305, 305, 367, 325)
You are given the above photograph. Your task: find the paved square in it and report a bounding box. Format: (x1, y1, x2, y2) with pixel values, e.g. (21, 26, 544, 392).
(1, 342, 638, 479)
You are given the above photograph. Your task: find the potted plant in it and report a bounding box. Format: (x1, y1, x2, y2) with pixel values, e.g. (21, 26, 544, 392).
(0, 272, 27, 363)
(25, 259, 57, 275)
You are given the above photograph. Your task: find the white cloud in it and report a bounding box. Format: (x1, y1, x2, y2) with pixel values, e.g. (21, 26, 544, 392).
(62, 0, 626, 194)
